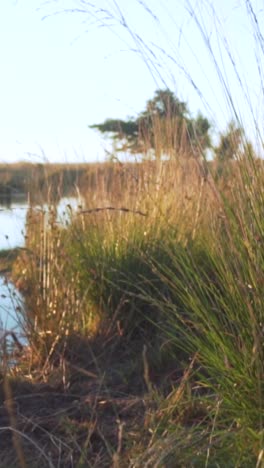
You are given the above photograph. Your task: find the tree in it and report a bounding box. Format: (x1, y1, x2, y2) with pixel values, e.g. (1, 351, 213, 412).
(214, 121, 243, 162)
(90, 89, 211, 158)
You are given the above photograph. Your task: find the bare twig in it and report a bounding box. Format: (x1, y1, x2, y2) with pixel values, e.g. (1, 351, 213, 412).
(79, 206, 147, 216)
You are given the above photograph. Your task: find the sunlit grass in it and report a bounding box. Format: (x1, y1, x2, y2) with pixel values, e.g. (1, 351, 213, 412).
(8, 145, 264, 465)
(3, 0, 264, 464)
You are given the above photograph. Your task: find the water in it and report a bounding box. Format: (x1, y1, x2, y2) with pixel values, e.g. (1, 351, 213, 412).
(0, 202, 28, 250)
(0, 277, 24, 336)
(43, 196, 83, 228)
(0, 196, 83, 250)
(0, 196, 82, 339)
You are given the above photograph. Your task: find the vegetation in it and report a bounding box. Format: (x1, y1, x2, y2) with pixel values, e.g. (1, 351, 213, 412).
(0, 162, 89, 203)
(0, 249, 21, 274)
(0, 1, 263, 467)
(90, 89, 211, 158)
(0, 145, 261, 466)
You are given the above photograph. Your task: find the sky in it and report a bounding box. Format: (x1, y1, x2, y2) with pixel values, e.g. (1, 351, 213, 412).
(0, 0, 264, 163)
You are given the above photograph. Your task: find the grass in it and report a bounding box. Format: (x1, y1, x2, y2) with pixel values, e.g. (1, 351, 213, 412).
(0, 161, 134, 204)
(3, 151, 262, 466)
(0, 248, 21, 274)
(1, 1, 264, 465)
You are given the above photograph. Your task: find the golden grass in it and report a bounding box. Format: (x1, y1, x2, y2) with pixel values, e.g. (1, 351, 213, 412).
(3, 139, 264, 466)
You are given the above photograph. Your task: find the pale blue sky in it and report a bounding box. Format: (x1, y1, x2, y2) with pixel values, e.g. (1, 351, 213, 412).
(0, 1, 263, 162)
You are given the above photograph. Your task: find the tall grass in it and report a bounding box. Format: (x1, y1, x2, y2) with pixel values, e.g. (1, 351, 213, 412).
(12, 144, 264, 464)
(7, 0, 264, 465)
(10, 145, 264, 466)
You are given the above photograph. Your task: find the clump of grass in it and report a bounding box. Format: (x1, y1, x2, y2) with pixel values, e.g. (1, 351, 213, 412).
(10, 133, 264, 466)
(12, 203, 86, 366)
(66, 214, 167, 338)
(9, 151, 264, 464)
(131, 156, 264, 465)
(0, 248, 21, 274)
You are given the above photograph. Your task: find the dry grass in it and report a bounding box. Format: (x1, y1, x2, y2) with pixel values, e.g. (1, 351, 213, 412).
(1, 155, 212, 465)
(1, 0, 264, 464)
(1, 131, 262, 466)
